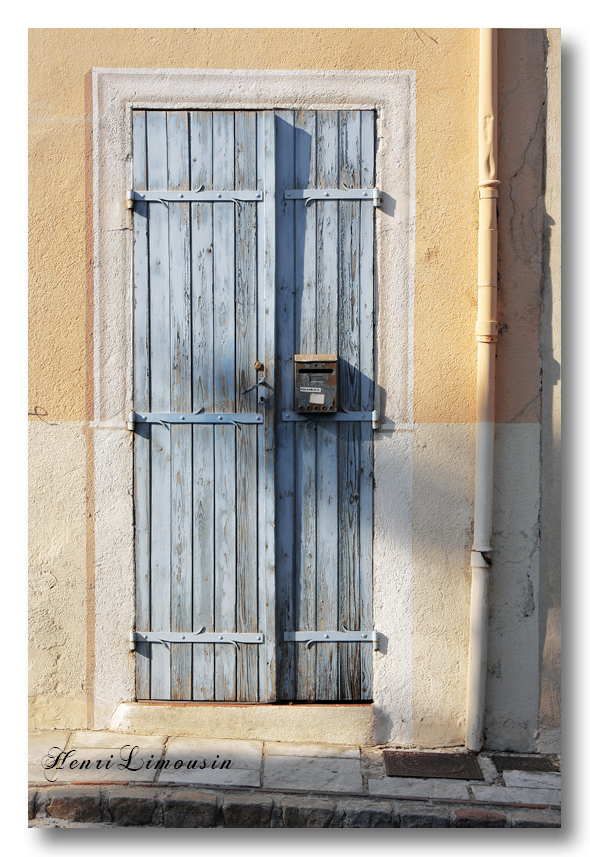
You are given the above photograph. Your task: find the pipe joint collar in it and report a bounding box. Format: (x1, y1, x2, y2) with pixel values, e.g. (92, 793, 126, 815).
(479, 186, 499, 199)
(471, 549, 493, 568)
(476, 320, 498, 343)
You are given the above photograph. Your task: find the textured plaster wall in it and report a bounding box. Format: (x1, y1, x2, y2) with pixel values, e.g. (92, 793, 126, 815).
(28, 28, 559, 750)
(411, 425, 475, 747)
(538, 28, 561, 753)
(28, 422, 88, 729)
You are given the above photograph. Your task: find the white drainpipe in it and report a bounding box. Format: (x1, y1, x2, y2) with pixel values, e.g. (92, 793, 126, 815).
(465, 27, 500, 752)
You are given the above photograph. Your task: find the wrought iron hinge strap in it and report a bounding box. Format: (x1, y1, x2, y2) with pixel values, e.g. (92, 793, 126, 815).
(282, 410, 379, 429)
(130, 631, 264, 651)
(283, 187, 382, 207)
(128, 190, 263, 206)
(128, 412, 263, 431)
(284, 630, 380, 651)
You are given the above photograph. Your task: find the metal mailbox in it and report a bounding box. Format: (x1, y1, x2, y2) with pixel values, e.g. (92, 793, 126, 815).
(294, 354, 337, 413)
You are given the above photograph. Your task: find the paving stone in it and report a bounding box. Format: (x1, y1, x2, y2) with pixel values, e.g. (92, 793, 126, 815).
(165, 737, 262, 769)
(397, 801, 450, 828)
(369, 776, 470, 801)
(28, 731, 72, 783)
(282, 796, 336, 827)
(509, 808, 561, 828)
(222, 794, 273, 827)
(163, 790, 217, 827)
(69, 731, 167, 751)
(454, 808, 507, 827)
(503, 770, 561, 790)
(158, 766, 260, 787)
(108, 788, 157, 826)
(476, 755, 502, 784)
(263, 755, 363, 793)
(360, 747, 386, 779)
(471, 785, 561, 807)
(28, 789, 37, 820)
(40, 748, 159, 784)
(45, 786, 102, 823)
(265, 741, 359, 759)
(342, 800, 396, 827)
(29, 731, 72, 762)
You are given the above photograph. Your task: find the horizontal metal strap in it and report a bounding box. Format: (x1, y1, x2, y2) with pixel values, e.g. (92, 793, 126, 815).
(131, 631, 264, 651)
(283, 187, 382, 207)
(285, 630, 380, 651)
(130, 190, 263, 203)
(282, 410, 378, 425)
(128, 412, 263, 428)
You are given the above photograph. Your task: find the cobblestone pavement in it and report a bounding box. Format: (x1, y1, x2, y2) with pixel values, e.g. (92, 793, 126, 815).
(29, 731, 561, 828)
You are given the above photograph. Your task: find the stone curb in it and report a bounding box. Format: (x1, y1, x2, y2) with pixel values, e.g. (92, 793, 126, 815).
(28, 785, 561, 828)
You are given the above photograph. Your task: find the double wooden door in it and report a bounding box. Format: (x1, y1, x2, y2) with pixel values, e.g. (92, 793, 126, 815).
(132, 108, 375, 703)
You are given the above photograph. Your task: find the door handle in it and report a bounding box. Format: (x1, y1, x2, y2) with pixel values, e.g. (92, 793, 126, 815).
(241, 379, 268, 396)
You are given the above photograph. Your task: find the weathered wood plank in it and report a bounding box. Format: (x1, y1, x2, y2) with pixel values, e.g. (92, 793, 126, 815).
(147, 110, 172, 700)
(213, 111, 237, 700)
(189, 110, 215, 700)
(338, 110, 361, 700)
(262, 110, 277, 702)
(235, 111, 259, 701)
(274, 111, 296, 700)
(256, 110, 267, 702)
(132, 110, 151, 699)
(167, 111, 193, 700)
(294, 110, 317, 700)
(359, 111, 375, 700)
(315, 110, 340, 700)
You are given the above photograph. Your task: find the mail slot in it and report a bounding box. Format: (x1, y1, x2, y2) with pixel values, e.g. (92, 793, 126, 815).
(294, 354, 337, 412)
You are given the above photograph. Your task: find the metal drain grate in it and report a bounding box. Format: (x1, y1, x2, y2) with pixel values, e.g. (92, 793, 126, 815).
(492, 755, 558, 774)
(383, 751, 484, 780)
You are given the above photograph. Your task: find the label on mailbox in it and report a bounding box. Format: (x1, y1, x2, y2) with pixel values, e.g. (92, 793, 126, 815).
(300, 387, 321, 393)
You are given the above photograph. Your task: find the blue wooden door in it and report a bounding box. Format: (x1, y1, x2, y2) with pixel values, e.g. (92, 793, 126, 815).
(274, 111, 375, 701)
(132, 109, 275, 701)
(132, 109, 374, 702)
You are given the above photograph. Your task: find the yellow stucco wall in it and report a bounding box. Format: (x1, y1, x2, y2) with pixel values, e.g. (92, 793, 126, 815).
(29, 27, 483, 425)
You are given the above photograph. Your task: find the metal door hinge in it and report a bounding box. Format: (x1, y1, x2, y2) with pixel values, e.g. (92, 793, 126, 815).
(128, 189, 263, 207)
(283, 187, 382, 207)
(131, 631, 264, 651)
(282, 410, 379, 429)
(128, 412, 263, 430)
(284, 630, 380, 651)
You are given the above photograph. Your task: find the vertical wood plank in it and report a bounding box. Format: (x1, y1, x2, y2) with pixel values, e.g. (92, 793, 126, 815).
(213, 111, 237, 700)
(147, 110, 172, 700)
(190, 111, 215, 700)
(359, 111, 375, 700)
(256, 111, 267, 702)
(167, 111, 193, 700)
(315, 110, 340, 700)
(274, 111, 296, 700)
(294, 110, 317, 700)
(235, 111, 259, 701)
(262, 110, 277, 701)
(338, 110, 361, 700)
(132, 110, 151, 699)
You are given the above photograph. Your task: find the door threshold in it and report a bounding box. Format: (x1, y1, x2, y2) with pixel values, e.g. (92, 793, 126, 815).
(137, 700, 373, 706)
(111, 700, 376, 744)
